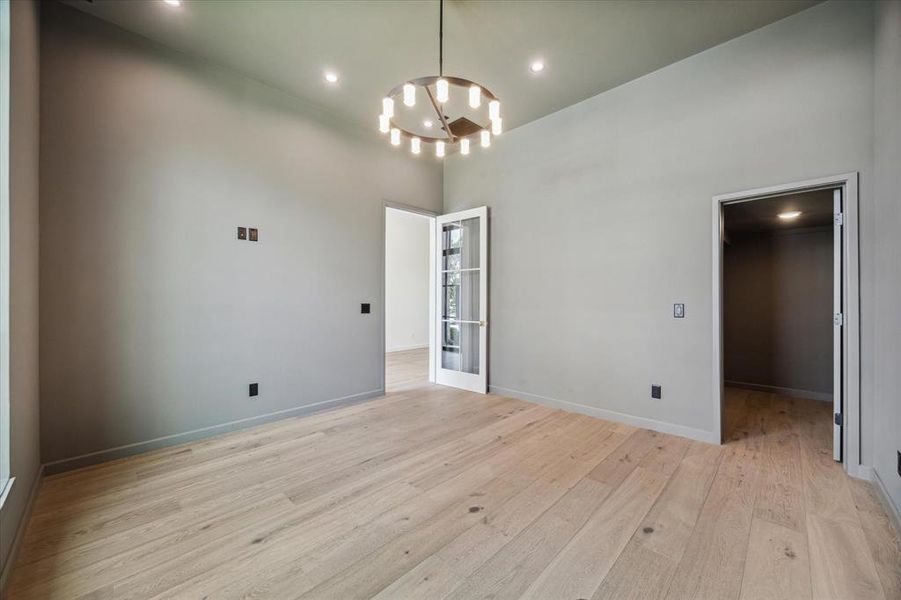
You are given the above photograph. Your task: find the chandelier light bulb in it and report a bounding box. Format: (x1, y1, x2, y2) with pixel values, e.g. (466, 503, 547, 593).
(436, 79, 449, 103)
(489, 100, 500, 121)
(436, 141, 446, 158)
(390, 128, 401, 146)
(491, 117, 503, 136)
(382, 97, 395, 118)
(411, 137, 421, 154)
(403, 83, 416, 107)
(379, 114, 390, 134)
(460, 138, 470, 155)
(469, 85, 481, 109)
(480, 130, 491, 148)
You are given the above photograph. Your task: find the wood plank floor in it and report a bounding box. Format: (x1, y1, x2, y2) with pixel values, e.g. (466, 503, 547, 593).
(7, 350, 899, 599)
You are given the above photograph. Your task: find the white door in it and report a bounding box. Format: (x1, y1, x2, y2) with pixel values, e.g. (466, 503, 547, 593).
(833, 188, 843, 462)
(435, 207, 488, 393)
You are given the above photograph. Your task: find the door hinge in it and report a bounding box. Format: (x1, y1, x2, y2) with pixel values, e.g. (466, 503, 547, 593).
(834, 212, 844, 226)
(834, 312, 844, 327)
(834, 413, 843, 426)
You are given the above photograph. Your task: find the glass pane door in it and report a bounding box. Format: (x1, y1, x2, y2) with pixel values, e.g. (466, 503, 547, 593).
(435, 208, 487, 393)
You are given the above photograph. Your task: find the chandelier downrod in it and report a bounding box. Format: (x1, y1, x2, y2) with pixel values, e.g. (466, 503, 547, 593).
(378, 0, 502, 155)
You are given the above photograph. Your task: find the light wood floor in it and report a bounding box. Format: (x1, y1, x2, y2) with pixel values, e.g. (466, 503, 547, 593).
(7, 351, 900, 599)
(385, 348, 429, 391)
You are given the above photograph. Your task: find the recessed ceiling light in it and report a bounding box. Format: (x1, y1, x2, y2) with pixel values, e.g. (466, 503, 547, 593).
(529, 60, 545, 74)
(163, 0, 182, 7)
(778, 211, 802, 220)
(423, 120, 434, 128)
(324, 72, 339, 84)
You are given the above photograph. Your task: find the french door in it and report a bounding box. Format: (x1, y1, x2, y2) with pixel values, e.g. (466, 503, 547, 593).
(435, 207, 487, 393)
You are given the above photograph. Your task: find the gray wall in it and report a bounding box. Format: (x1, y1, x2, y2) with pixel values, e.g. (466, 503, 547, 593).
(873, 0, 901, 517)
(39, 3, 442, 467)
(0, 0, 41, 583)
(444, 1, 875, 446)
(723, 229, 833, 398)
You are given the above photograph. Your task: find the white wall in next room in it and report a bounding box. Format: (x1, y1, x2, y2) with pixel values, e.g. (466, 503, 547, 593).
(386, 208, 430, 353)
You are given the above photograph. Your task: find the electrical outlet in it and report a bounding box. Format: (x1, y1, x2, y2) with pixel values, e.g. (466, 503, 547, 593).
(361, 303, 371, 314)
(651, 384, 662, 399)
(674, 303, 685, 318)
(237, 227, 247, 240)
(249, 383, 259, 397)
(249, 228, 259, 242)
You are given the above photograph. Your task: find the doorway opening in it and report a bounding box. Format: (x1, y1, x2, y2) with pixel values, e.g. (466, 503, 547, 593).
(712, 174, 861, 475)
(383, 205, 436, 393)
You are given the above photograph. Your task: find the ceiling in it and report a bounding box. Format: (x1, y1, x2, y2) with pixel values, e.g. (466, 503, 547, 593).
(723, 189, 835, 235)
(63, 0, 819, 132)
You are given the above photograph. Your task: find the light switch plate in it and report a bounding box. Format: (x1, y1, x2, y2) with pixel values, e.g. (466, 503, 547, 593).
(674, 303, 685, 318)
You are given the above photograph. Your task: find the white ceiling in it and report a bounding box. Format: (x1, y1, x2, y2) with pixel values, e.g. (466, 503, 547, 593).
(64, 0, 820, 132)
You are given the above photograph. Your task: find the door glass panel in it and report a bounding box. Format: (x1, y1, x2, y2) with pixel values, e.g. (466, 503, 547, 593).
(442, 271, 479, 321)
(441, 321, 479, 374)
(442, 218, 480, 270)
(440, 215, 481, 375)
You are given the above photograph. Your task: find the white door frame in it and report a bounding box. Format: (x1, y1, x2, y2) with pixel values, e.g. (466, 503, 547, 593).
(381, 201, 438, 391)
(712, 172, 863, 477)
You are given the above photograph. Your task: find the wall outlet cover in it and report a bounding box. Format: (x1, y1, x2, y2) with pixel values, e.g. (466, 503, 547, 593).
(674, 303, 685, 318)
(361, 303, 371, 314)
(237, 227, 247, 240)
(651, 384, 662, 399)
(249, 228, 258, 242)
(249, 383, 259, 397)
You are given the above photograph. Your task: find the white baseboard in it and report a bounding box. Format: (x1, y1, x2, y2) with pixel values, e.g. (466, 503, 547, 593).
(725, 380, 833, 402)
(386, 344, 429, 353)
(872, 467, 901, 538)
(43, 388, 384, 475)
(0, 465, 43, 593)
(489, 385, 720, 445)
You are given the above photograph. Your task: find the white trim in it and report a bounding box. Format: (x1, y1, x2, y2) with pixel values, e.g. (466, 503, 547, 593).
(381, 201, 439, 388)
(0, 475, 13, 510)
(489, 385, 720, 445)
(0, 467, 40, 593)
(43, 388, 383, 474)
(386, 344, 429, 353)
(0, 0, 12, 498)
(712, 173, 862, 474)
(872, 468, 901, 538)
(850, 464, 874, 481)
(724, 381, 833, 402)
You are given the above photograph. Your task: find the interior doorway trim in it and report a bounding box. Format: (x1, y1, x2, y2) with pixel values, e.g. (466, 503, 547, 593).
(381, 201, 439, 392)
(711, 172, 863, 477)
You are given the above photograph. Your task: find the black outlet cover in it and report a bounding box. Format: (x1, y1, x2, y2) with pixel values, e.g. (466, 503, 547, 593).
(249, 383, 259, 397)
(361, 303, 371, 314)
(651, 385, 662, 399)
(237, 227, 247, 240)
(249, 228, 258, 242)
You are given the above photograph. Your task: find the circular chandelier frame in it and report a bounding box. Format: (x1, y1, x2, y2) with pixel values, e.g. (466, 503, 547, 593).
(385, 76, 499, 144)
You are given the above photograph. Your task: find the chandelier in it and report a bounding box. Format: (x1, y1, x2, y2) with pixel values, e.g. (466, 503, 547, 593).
(378, 0, 502, 157)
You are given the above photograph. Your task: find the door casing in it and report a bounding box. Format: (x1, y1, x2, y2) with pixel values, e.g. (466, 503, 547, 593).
(380, 201, 439, 391)
(711, 173, 863, 477)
